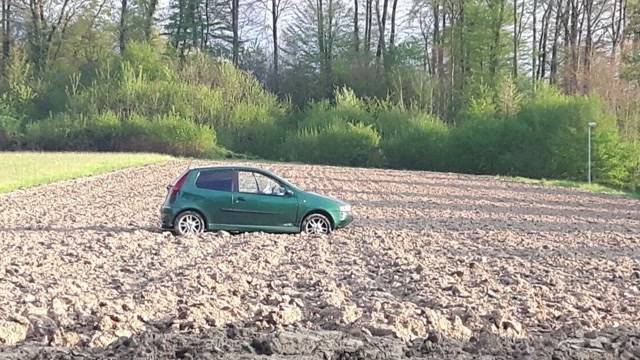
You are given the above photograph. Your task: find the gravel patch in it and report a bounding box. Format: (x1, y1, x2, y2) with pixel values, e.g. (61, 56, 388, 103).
(1, 161, 639, 359)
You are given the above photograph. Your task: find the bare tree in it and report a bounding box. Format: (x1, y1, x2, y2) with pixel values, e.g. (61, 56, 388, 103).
(353, 0, 359, 52)
(489, 0, 506, 82)
(231, 0, 239, 65)
(20, 0, 91, 72)
(610, 0, 625, 59)
(388, 0, 398, 50)
(550, 0, 563, 84)
(144, 0, 158, 41)
(119, 0, 128, 53)
(364, 0, 372, 54)
(375, 0, 388, 61)
(261, 0, 291, 88)
(512, 0, 524, 78)
(1, 0, 10, 67)
(532, 0, 537, 87)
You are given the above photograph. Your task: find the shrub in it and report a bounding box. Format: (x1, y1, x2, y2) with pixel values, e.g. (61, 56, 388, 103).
(594, 137, 640, 190)
(285, 123, 381, 166)
(448, 116, 532, 176)
(65, 43, 286, 157)
(382, 117, 449, 170)
(369, 104, 415, 137)
(0, 101, 22, 149)
(119, 113, 218, 157)
(24, 112, 218, 157)
(0, 115, 21, 149)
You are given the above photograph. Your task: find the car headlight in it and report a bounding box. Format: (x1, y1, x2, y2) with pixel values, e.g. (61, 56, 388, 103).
(339, 204, 352, 212)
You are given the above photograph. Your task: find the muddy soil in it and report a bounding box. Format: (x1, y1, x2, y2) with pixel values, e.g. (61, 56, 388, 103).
(1, 161, 639, 359)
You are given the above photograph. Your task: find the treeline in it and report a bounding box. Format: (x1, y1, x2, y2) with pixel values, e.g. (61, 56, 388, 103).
(0, 0, 639, 189)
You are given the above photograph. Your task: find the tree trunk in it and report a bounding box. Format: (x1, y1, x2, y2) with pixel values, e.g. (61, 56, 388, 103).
(385, 0, 398, 71)
(389, 0, 398, 50)
(432, 0, 440, 78)
(512, 0, 518, 77)
(1, 0, 10, 66)
(532, 0, 537, 87)
(317, 0, 330, 95)
(203, 0, 210, 48)
(144, 0, 158, 41)
(538, 3, 551, 80)
(327, 0, 333, 87)
(550, 0, 563, 84)
(353, 0, 359, 52)
(232, 0, 240, 65)
(272, 0, 279, 88)
(610, 0, 624, 59)
(119, 0, 128, 53)
(375, 0, 388, 60)
(568, 0, 578, 94)
(489, 0, 505, 84)
(582, 0, 593, 93)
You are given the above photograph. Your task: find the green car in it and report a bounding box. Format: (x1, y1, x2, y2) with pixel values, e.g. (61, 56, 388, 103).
(161, 166, 353, 235)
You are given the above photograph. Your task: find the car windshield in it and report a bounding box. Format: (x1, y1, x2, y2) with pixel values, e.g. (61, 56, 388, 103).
(269, 172, 302, 191)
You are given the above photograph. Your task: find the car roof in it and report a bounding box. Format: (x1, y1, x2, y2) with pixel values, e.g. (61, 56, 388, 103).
(191, 165, 267, 172)
(190, 165, 282, 178)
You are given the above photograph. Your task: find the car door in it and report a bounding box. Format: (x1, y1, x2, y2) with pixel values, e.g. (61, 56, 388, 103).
(189, 169, 235, 226)
(230, 171, 299, 228)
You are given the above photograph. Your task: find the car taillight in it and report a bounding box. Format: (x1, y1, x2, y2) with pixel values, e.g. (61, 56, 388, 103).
(169, 171, 189, 202)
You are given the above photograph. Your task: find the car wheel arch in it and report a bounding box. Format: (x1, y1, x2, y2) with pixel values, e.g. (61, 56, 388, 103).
(301, 209, 335, 230)
(173, 208, 208, 230)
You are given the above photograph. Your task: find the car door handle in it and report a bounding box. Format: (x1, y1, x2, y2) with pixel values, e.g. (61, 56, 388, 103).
(235, 197, 246, 203)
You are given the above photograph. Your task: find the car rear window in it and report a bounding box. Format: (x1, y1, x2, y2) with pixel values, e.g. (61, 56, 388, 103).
(195, 170, 233, 192)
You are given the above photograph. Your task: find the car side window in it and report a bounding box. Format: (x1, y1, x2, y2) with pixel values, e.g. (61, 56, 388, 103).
(254, 173, 283, 195)
(237, 171, 285, 195)
(195, 170, 233, 192)
(238, 171, 259, 193)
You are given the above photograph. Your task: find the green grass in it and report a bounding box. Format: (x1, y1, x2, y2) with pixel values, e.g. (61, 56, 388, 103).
(0, 152, 174, 193)
(503, 176, 640, 200)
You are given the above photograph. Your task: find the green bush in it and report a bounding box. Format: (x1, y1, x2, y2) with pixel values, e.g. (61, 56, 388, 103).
(24, 112, 218, 157)
(0, 101, 22, 149)
(119, 113, 218, 157)
(594, 138, 640, 190)
(64, 43, 286, 157)
(0, 115, 21, 149)
(285, 123, 381, 166)
(7, 41, 639, 190)
(382, 118, 449, 170)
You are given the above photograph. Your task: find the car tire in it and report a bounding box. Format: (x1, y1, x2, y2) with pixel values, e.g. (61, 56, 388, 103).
(174, 211, 206, 236)
(302, 213, 332, 235)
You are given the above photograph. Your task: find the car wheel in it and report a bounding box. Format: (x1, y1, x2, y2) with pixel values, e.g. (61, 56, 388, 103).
(302, 213, 332, 235)
(174, 211, 205, 236)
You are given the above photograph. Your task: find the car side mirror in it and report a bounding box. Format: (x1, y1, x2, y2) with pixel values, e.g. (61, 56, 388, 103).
(285, 188, 294, 196)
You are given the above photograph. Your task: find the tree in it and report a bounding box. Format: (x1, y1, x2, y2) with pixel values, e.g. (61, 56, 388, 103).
(21, 0, 91, 73)
(231, 0, 239, 64)
(119, 0, 128, 53)
(1, 0, 11, 67)
(375, 0, 388, 61)
(143, 0, 159, 41)
(261, 0, 291, 89)
(353, 0, 359, 52)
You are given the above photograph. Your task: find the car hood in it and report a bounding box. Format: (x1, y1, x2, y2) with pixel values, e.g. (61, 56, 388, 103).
(304, 191, 348, 206)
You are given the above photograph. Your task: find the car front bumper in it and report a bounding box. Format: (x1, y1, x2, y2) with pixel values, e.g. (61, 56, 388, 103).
(336, 211, 353, 228)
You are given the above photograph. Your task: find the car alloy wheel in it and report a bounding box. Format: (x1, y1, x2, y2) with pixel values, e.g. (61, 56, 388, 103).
(303, 214, 331, 235)
(176, 211, 205, 235)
